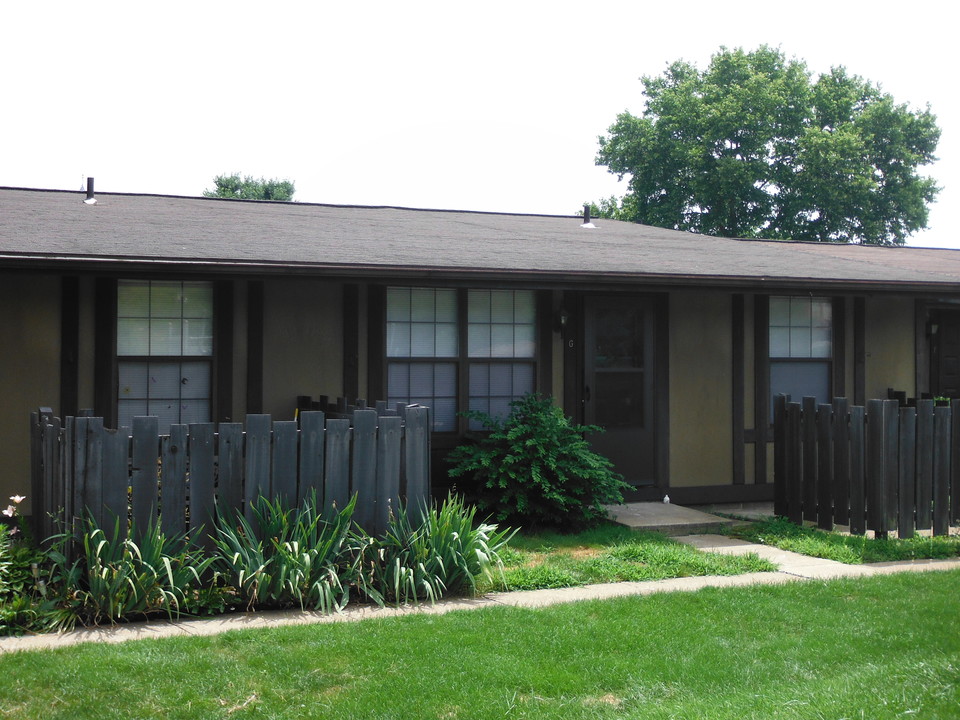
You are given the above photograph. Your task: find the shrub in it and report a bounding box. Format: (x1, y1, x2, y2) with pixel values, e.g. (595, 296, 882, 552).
(364, 494, 514, 604)
(210, 493, 360, 612)
(447, 394, 630, 529)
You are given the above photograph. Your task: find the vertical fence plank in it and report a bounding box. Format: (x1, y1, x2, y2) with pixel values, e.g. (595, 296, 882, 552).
(71, 417, 89, 528)
(848, 405, 866, 534)
(952, 399, 960, 527)
(376, 416, 402, 537)
(189, 423, 216, 540)
(786, 402, 803, 524)
(64, 416, 76, 532)
(351, 410, 378, 532)
(933, 405, 951, 536)
(324, 419, 351, 511)
(801, 397, 818, 522)
(915, 400, 934, 531)
(866, 400, 887, 535)
(832, 398, 850, 526)
(39, 416, 63, 546)
(101, 426, 130, 532)
(882, 400, 900, 536)
(817, 404, 834, 530)
(130, 416, 159, 539)
(244, 414, 272, 519)
(161, 425, 188, 537)
(404, 406, 430, 510)
(898, 407, 917, 538)
(272, 421, 299, 508)
(79, 418, 105, 529)
(773, 394, 788, 517)
(298, 412, 325, 505)
(217, 424, 244, 514)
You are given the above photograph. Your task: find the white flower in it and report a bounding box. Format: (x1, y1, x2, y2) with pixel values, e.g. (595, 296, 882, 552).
(9, 495, 25, 504)
(2, 505, 15, 517)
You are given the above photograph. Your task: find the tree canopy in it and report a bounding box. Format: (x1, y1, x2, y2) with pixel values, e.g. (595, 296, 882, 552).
(203, 173, 296, 201)
(594, 46, 940, 245)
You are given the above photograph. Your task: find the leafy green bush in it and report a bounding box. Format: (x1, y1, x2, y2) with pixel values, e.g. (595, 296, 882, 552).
(447, 394, 630, 529)
(47, 516, 213, 626)
(364, 494, 514, 604)
(210, 493, 360, 612)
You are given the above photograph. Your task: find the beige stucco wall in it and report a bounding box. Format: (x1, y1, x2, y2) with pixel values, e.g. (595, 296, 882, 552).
(261, 278, 343, 419)
(864, 295, 915, 400)
(668, 290, 733, 487)
(0, 273, 62, 512)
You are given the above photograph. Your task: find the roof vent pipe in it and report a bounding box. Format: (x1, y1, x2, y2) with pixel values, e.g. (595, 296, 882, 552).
(580, 203, 595, 229)
(84, 177, 96, 205)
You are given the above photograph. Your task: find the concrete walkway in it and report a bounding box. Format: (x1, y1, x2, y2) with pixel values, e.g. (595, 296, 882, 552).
(3, 536, 958, 655)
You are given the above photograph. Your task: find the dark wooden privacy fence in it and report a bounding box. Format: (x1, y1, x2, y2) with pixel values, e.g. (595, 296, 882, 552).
(29, 404, 431, 545)
(774, 396, 960, 537)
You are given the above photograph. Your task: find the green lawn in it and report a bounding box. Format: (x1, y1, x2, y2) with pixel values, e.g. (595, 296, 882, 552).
(2, 570, 957, 719)
(732, 517, 960, 564)
(498, 523, 774, 590)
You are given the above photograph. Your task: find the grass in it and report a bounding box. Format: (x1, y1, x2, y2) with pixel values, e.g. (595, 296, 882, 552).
(1, 570, 957, 719)
(732, 517, 960, 564)
(494, 522, 775, 591)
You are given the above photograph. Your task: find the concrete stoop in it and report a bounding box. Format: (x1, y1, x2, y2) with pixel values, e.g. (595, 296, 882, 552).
(604, 502, 745, 536)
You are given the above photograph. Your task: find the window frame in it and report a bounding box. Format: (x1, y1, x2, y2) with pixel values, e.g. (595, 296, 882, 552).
(382, 286, 542, 436)
(767, 295, 835, 419)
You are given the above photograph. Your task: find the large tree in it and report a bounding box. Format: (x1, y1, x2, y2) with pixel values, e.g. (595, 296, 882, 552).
(595, 46, 940, 245)
(203, 173, 295, 201)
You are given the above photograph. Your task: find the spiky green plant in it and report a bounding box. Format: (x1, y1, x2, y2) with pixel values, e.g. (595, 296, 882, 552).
(45, 515, 212, 626)
(367, 494, 514, 605)
(210, 493, 359, 612)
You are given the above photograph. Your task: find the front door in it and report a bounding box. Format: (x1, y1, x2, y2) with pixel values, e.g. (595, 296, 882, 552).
(584, 296, 657, 485)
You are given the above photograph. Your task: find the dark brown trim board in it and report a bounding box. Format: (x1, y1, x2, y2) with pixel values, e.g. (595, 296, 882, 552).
(654, 292, 670, 490)
(732, 293, 745, 485)
(536, 289, 553, 398)
(342, 284, 360, 401)
(366, 285, 386, 404)
(854, 296, 866, 405)
(246, 280, 264, 414)
(561, 290, 584, 423)
(214, 280, 234, 422)
(93, 277, 118, 428)
(59, 276, 80, 418)
(753, 294, 770, 484)
(832, 296, 846, 398)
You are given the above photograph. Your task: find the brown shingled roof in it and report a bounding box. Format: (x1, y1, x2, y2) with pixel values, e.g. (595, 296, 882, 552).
(2, 187, 959, 292)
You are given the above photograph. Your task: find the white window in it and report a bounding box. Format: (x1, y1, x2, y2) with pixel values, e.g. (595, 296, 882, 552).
(769, 296, 832, 414)
(117, 280, 213, 431)
(386, 287, 536, 431)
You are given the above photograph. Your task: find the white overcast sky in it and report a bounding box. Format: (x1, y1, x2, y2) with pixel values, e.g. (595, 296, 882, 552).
(2, 1, 956, 248)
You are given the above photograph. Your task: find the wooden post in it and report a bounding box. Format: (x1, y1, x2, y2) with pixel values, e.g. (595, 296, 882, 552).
(786, 402, 803, 525)
(848, 405, 866, 535)
(375, 416, 402, 537)
(802, 397, 818, 521)
(244, 414, 272, 520)
(161, 425, 188, 537)
(324, 419, 351, 511)
(351, 410, 378, 532)
(130, 416, 159, 541)
(915, 400, 934, 531)
(298, 412, 326, 505)
(403, 406, 430, 513)
(271, 421, 299, 508)
(817, 404, 834, 530)
(217, 424, 244, 513)
(933, 405, 951, 536)
(897, 406, 917, 538)
(951, 400, 960, 527)
(773, 394, 788, 517)
(189, 423, 216, 541)
(832, 398, 850, 526)
(866, 399, 886, 535)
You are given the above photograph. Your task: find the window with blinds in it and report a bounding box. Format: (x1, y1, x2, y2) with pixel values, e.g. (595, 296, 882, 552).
(117, 280, 213, 431)
(769, 296, 832, 415)
(386, 287, 536, 432)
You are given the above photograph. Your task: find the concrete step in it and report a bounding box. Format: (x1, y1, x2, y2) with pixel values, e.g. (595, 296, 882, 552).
(604, 502, 742, 536)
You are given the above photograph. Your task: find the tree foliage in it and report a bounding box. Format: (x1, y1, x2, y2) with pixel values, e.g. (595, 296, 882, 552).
(203, 173, 296, 201)
(595, 46, 940, 245)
